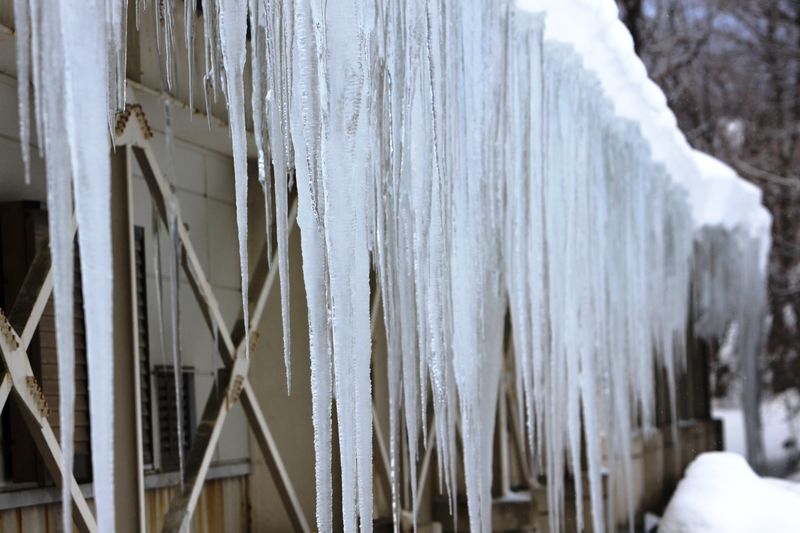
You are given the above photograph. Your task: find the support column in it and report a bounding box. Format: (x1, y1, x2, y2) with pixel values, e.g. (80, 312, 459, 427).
(111, 147, 146, 532)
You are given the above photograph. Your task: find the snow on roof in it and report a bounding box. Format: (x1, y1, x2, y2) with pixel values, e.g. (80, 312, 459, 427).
(518, 0, 772, 271)
(691, 150, 772, 270)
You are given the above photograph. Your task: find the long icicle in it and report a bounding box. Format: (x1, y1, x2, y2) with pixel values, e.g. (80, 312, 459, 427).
(218, 0, 251, 360)
(164, 99, 186, 487)
(61, 1, 115, 530)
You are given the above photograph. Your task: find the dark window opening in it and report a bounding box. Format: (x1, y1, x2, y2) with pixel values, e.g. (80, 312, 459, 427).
(133, 226, 155, 470)
(155, 365, 195, 473)
(0, 201, 92, 486)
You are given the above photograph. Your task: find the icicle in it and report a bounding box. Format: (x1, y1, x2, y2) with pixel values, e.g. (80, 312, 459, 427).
(274, 166, 292, 390)
(201, 0, 219, 125)
(154, 0, 178, 91)
(218, 0, 251, 361)
(185, 0, 195, 113)
(35, 1, 76, 528)
(290, 0, 332, 527)
(28, 8, 43, 154)
(166, 0, 177, 92)
(168, 208, 185, 486)
(293, 140, 334, 533)
(164, 98, 177, 189)
(262, 0, 294, 391)
(248, 0, 273, 266)
(13, 0, 120, 529)
(60, 0, 115, 530)
(13, 0, 31, 184)
(9, 1, 773, 532)
(321, 0, 374, 528)
(107, 0, 128, 115)
(152, 205, 169, 370)
(163, 99, 187, 487)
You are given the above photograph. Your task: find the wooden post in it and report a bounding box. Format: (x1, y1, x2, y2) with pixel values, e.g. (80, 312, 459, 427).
(372, 404, 393, 509)
(111, 145, 146, 532)
(497, 371, 511, 497)
(413, 417, 437, 514)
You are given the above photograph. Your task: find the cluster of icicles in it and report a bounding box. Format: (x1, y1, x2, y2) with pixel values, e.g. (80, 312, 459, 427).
(10, 0, 769, 532)
(691, 151, 771, 472)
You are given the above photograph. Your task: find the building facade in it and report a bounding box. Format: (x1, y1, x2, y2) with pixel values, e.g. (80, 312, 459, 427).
(0, 3, 722, 531)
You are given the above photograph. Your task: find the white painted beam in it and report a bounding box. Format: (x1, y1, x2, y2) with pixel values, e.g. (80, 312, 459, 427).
(0, 373, 12, 415)
(0, 310, 97, 532)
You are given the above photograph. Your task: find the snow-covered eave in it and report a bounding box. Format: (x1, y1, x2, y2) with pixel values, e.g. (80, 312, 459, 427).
(517, 8, 771, 477)
(517, 0, 771, 264)
(690, 150, 772, 273)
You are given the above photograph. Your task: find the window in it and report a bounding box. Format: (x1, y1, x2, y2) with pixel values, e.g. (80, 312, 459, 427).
(133, 226, 155, 469)
(134, 225, 196, 474)
(0, 202, 92, 485)
(155, 365, 195, 472)
(0, 205, 195, 484)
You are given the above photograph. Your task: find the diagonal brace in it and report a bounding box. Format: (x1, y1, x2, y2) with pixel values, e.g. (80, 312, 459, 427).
(0, 307, 97, 532)
(117, 116, 308, 533)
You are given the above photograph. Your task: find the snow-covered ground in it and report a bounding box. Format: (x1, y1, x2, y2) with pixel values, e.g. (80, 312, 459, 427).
(659, 452, 800, 532)
(659, 397, 800, 531)
(715, 391, 800, 478)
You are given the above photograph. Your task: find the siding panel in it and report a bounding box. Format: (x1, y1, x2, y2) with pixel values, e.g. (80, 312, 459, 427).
(0, 476, 248, 532)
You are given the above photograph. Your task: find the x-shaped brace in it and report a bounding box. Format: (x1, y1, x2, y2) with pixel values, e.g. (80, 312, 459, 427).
(116, 104, 310, 533)
(0, 217, 98, 532)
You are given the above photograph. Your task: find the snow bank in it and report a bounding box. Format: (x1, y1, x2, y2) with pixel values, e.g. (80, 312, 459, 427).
(660, 452, 800, 533)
